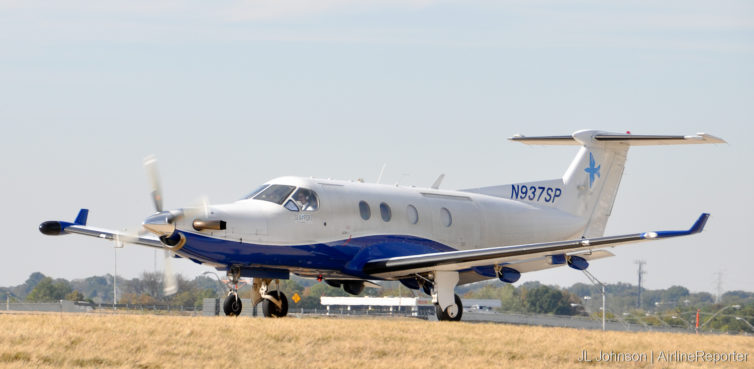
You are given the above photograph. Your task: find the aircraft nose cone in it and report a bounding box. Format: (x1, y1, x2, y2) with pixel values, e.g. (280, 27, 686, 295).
(142, 212, 177, 236)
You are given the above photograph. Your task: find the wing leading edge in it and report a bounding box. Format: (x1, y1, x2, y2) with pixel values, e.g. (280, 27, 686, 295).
(362, 213, 710, 279)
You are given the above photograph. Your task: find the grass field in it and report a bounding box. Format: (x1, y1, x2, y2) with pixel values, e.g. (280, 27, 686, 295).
(0, 313, 751, 369)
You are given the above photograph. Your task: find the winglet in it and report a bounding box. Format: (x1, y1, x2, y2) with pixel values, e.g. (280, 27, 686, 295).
(74, 209, 89, 226)
(689, 213, 710, 234)
(644, 213, 710, 239)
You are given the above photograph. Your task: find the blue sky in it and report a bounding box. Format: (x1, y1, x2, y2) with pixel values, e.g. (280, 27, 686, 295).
(1, 0, 752, 293)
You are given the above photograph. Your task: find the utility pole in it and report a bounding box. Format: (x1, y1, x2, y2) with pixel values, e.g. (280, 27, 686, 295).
(114, 247, 117, 309)
(635, 260, 646, 309)
(113, 235, 124, 310)
(714, 271, 724, 303)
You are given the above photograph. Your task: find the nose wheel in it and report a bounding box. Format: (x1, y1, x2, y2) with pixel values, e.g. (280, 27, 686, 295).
(223, 292, 242, 316)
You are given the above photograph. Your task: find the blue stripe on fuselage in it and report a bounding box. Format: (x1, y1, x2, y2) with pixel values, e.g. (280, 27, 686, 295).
(177, 232, 457, 276)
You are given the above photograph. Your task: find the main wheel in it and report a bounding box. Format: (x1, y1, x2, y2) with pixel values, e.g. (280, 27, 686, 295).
(435, 294, 463, 321)
(223, 293, 242, 316)
(262, 291, 288, 318)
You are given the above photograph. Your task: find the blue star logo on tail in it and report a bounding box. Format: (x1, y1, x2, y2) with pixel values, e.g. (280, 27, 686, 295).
(584, 152, 601, 188)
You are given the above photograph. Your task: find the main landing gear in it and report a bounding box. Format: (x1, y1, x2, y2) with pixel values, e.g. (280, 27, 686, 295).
(222, 266, 289, 318)
(431, 271, 463, 322)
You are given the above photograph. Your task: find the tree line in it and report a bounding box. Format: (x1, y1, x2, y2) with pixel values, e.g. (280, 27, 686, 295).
(2, 272, 752, 333)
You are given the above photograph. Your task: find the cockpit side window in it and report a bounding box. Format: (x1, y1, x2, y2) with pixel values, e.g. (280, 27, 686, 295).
(253, 184, 296, 205)
(291, 188, 319, 211)
(243, 184, 269, 200)
(284, 199, 299, 212)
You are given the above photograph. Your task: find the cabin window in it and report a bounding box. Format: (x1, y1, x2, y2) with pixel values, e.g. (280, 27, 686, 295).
(407, 205, 418, 224)
(380, 202, 392, 222)
(290, 188, 319, 211)
(253, 184, 296, 205)
(359, 201, 371, 220)
(440, 207, 452, 227)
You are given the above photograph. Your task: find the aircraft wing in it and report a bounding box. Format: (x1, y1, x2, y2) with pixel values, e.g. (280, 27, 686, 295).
(39, 209, 164, 249)
(362, 213, 709, 279)
(62, 224, 164, 249)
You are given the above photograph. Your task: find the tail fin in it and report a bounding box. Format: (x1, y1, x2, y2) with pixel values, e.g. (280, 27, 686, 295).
(510, 130, 724, 238)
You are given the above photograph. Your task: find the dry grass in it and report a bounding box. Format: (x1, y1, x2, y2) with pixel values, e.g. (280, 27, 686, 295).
(0, 313, 751, 369)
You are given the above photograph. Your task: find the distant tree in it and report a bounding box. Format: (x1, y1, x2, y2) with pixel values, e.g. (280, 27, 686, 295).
(71, 275, 109, 303)
(722, 290, 754, 306)
(662, 286, 690, 301)
(10, 272, 47, 300)
(26, 277, 72, 302)
(568, 283, 596, 299)
(141, 272, 163, 298)
(522, 285, 578, 315)
(64, 290, 85, 301)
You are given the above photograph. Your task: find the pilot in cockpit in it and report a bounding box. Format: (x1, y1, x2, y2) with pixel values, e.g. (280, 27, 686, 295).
(295, 191, 313, 211)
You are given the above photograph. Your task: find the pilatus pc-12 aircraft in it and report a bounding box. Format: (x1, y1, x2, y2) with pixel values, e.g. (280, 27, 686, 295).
(40, 130, 724, 321)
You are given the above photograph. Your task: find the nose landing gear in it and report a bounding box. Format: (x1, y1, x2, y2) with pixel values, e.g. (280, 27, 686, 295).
(223, 266, 243, 316)
(222, 266, 289, 318)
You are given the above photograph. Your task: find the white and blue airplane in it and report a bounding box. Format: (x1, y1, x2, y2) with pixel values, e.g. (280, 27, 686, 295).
(39, 130, 724, 321)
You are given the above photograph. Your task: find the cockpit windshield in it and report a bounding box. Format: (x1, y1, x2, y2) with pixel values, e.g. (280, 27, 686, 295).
(253, 184, 296, 205)
(248, 184, 320, 211)
(243, 184, 269, 200)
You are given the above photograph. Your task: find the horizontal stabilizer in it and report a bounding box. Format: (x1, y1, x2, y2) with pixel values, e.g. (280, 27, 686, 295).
(510, 132, 726, 146)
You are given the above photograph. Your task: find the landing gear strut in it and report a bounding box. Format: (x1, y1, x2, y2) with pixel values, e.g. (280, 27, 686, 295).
(431, 270, 463, 321)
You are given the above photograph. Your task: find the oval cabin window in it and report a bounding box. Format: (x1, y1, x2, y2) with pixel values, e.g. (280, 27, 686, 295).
(440, 207, 452, 227)
(407, 205, 418, 224)
(359, 201, 371, 220)
(380, 202, 392, 222)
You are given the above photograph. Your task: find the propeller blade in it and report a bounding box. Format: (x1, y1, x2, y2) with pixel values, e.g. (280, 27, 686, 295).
(183, 195, 210, 220)
(163, 249, 178, 296)
(144, 155, 164, 213)
(113, 228, 141, 247)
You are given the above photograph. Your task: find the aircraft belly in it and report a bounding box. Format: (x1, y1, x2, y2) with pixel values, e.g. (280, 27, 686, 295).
(178, 232, 459, 277)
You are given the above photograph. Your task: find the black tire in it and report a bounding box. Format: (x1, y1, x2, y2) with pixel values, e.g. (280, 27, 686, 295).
(262, 291, 288, 318)
(434, 294, 463, 321)
(223, 293, 242, 316)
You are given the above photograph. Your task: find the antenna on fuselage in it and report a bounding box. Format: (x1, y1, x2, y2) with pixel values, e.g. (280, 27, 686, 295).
(431, 174, 445, 189)
(376, 163, 387, 184)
